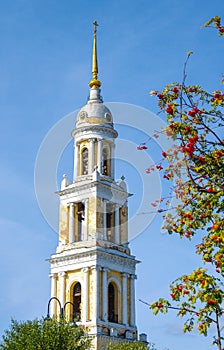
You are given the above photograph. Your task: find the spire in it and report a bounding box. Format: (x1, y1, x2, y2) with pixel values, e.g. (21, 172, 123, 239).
(89, 21, 101, 89)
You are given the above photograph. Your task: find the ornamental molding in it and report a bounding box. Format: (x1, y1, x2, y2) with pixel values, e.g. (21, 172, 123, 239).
(87, 323, 137, 338)
(82, 267, 89, 273)
(49, 246, 138, 274)
(72, 125, 118, 140)
(97, 250, 138, 273)
(107, 276, 122, 292)
(66, 275, 83, 292)
(57, 179, 130, 204)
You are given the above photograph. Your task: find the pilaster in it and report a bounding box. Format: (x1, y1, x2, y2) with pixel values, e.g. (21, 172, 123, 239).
(122, 272, 128, 325)
(114, 204, 120, 244)
(130, 274, 137, 327)
(102, 267, 110, 321)
(82, 267, 89, 323)
(91, 265, 102, 322)
(74, 142, 79, 179)
(89, 138, 95, 173)
(97, 139, 102, 174)
(83, 199, 88, 241)
(59, 272, 66, 307)
(110, 142, 115, 179)
(49, 273, 57, 317)
(68, 203, 75, 243)
(103, 199, 107, 240)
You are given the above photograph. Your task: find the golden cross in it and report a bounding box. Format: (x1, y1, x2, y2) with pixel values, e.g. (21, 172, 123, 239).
(93, 21, 99, 34)
(89, 20, 101, 88)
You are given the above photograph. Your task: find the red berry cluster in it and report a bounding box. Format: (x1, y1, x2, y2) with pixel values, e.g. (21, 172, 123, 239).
(212, 90, 224, 104)
(188, 107, 202, 117)
(207, 299, 217, 306)
(207, 187, 215, 193)
(137, 144, 148, 150)
(163, 173, 171, 180)
(198, 155, 205, 163)
(188, 87, 197, 93)
(183, 213, 193, 220)
(166, 104, 174, 115)
(172, 87, 179, 94)
(182, 135, 198, 158)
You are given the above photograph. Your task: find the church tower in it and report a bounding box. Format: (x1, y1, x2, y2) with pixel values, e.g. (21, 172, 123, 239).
(48, 22, 139, 349)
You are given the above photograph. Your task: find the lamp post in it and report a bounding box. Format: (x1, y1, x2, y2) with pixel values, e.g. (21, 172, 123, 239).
(47, 297, 75, 320)
(64, 301, 75, 315)
(47, 297, 63, 318)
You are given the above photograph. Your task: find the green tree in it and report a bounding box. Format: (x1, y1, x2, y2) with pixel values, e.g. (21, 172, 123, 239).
(0, 318, 91, 350)
(106, 342, 169, 350)
(106, 341, 149, 350)
(140, 16, 224, 350)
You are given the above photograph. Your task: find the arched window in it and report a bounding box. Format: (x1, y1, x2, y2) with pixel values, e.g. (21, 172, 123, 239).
(81, 148, 88, 175)
(73, 282, 81, 320)
(108, 282, 118, 323)
(106, 212, 114, 242)
(102, 148, 110, 176)
(77, 202, 85, 241)
(106, 203, 114, 242)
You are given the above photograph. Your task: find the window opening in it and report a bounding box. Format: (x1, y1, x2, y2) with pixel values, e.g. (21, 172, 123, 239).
(108, 283, 118, 323)
(106, 204, 114, 242)
(77, 202, 85, 241)
(81, 148, 88, 175)
(102, 148, 110, 175)
(73, 282, 81, 320)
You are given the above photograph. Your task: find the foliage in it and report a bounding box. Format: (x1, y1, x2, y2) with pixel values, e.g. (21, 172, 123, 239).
(150, 76, 224, 268)
(106, 341, 149, 350)
(150, 268, 223, 332)
(204, 16, 224, 36)
(0, 317, 91, 350)
(106, 341, 169, 350)
(140, 16, 224, 350)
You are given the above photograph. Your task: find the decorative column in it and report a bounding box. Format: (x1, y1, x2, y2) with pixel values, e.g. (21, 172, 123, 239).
(83, 199, 88, 241)
(91, 266, 101, 322)
(102, 268, 110, 321)
(49, 273, 57, 317)
(69, 203, 75, 243)
(103, 199, 107, 240)
(130, 274, 137, 326)
(97, 139, 102, 174)
(59, 272, 66, 308)
(74, 142, 79, 179)
(89, 139, 95, 173)
(110, 142, 115, 179)
(122, 273, 128, 325)
(114, 205, 120, 244)
(82, 267, 89, 323)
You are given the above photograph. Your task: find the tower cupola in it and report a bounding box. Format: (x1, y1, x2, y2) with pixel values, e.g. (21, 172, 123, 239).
(75, 20, 114, 130)
(72, 21, 117, 181)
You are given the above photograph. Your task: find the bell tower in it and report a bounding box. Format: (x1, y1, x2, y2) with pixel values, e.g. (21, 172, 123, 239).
(49, 22, 139, 349)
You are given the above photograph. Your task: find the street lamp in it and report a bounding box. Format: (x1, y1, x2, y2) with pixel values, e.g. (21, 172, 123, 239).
(47, 297, 75, 320)
(64, 301, 76, 315)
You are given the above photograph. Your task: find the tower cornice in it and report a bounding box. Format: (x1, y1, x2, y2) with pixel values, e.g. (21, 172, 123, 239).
(57, 178, 132, 199)
(72, 124, 118, 139)
(48, 245, 140, 273)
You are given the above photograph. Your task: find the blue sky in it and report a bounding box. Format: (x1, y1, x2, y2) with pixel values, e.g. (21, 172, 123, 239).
(0, 1, 223, 349)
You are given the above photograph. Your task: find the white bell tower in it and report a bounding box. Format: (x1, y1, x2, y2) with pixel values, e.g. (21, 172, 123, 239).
(49, 22, 139, 350)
